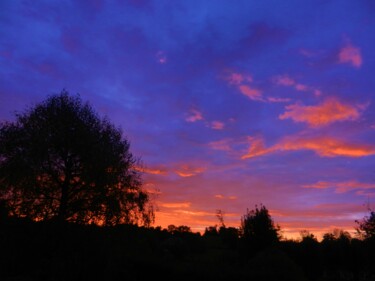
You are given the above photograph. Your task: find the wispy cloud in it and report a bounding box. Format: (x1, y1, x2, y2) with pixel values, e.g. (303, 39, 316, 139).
(267, 97, 291, 103)
(338, 43, 362, 68)
(273, 75, 308, 92)
(227, 72, 253, 85)
(215, 194, 237, 200)
(160, 202, 192, 208)
(242, 135, 375, 159)
(210, 121, 225, 130)
(226, 71, 292, 103)
(303, 180, 375, 195)
(186, 108, 204, 122)
(208, 138, 233, 151)
(134, 166, 168, 175)
(279, 98, 363, 127)
(238, 85, 263, 101)
(275, 75, 295, 86)
(241, 136, 273, 159)
(175, 165, 206, 177)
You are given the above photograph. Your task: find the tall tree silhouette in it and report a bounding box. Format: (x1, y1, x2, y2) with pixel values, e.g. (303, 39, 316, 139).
(0, 90, 153, 226)
(240, 204, 280, 250)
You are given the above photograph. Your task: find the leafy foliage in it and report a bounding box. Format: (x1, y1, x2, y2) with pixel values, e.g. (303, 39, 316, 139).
(0, 90, 153, 226)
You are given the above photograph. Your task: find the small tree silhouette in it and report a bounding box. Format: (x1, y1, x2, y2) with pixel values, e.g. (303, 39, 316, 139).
(0, 90, 153, 226)
(355, 210, 375, 240)
(240, 204, 280, 250)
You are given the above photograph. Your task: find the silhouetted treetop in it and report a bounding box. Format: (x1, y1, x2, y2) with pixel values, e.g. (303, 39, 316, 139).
(240, 204, 281, 249)
(0, 90, 153, 226)
(356, 210, 375, 240)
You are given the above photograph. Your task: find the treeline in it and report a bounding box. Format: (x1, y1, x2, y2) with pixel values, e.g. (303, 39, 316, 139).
(1, 206, 375, 281)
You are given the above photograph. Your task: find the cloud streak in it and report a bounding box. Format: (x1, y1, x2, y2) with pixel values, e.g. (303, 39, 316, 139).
(303, 180, 375, 195)
(242, 135, 375, 159)
(175, 165, 206, 177)
(279, 98, 363, 127)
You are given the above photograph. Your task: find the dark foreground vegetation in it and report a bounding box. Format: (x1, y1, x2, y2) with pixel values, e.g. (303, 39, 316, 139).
(1, 216, 375, 281)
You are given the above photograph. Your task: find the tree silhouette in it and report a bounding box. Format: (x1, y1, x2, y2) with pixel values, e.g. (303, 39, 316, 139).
(355, 210, 375, 240)
(0, 90, 153, 226)
(240, 204, 280, 250)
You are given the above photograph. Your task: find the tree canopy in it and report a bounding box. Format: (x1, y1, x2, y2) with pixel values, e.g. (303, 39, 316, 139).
(240, 204, 280, 249)
(0, 90, 153, 226)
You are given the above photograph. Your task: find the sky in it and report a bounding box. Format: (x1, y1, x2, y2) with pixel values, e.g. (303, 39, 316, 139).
(1, 0, 375, 240)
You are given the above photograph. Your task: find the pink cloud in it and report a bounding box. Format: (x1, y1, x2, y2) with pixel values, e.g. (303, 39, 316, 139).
(238, 85, 263, 101)
(242, 135, 375, 159)
(338, 43, 362, 68)
(227, 72, 253, 85)
(210, 121, 225, 130)
(279, 98, 363, 127)
(241, 136, 273, 159)
(186, 108, 204, 122)
(275, 75, 295, 86)
(273, 75, 309, 92)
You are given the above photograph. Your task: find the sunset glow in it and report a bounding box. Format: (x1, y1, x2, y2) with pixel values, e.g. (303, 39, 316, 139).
(1, 0, 374, 240)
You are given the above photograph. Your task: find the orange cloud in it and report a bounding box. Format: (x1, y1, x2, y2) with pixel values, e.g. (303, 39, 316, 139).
(214, 194, 237, 200)
(160, 202, 191, 208)
(338, 44, 362, 68)
(279, 98, 362, 127)
(238, 85, 263, 101)
(175, 165, 206, 177)
(303, 180, 375, 194)
(242, 135, 375, 159)
(186, 108, 203, 122)
(134, 166, 168, 175)
(226, 71, 295, 103)
(280, 136, 375, 157)
(241, 136, 274, 159)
